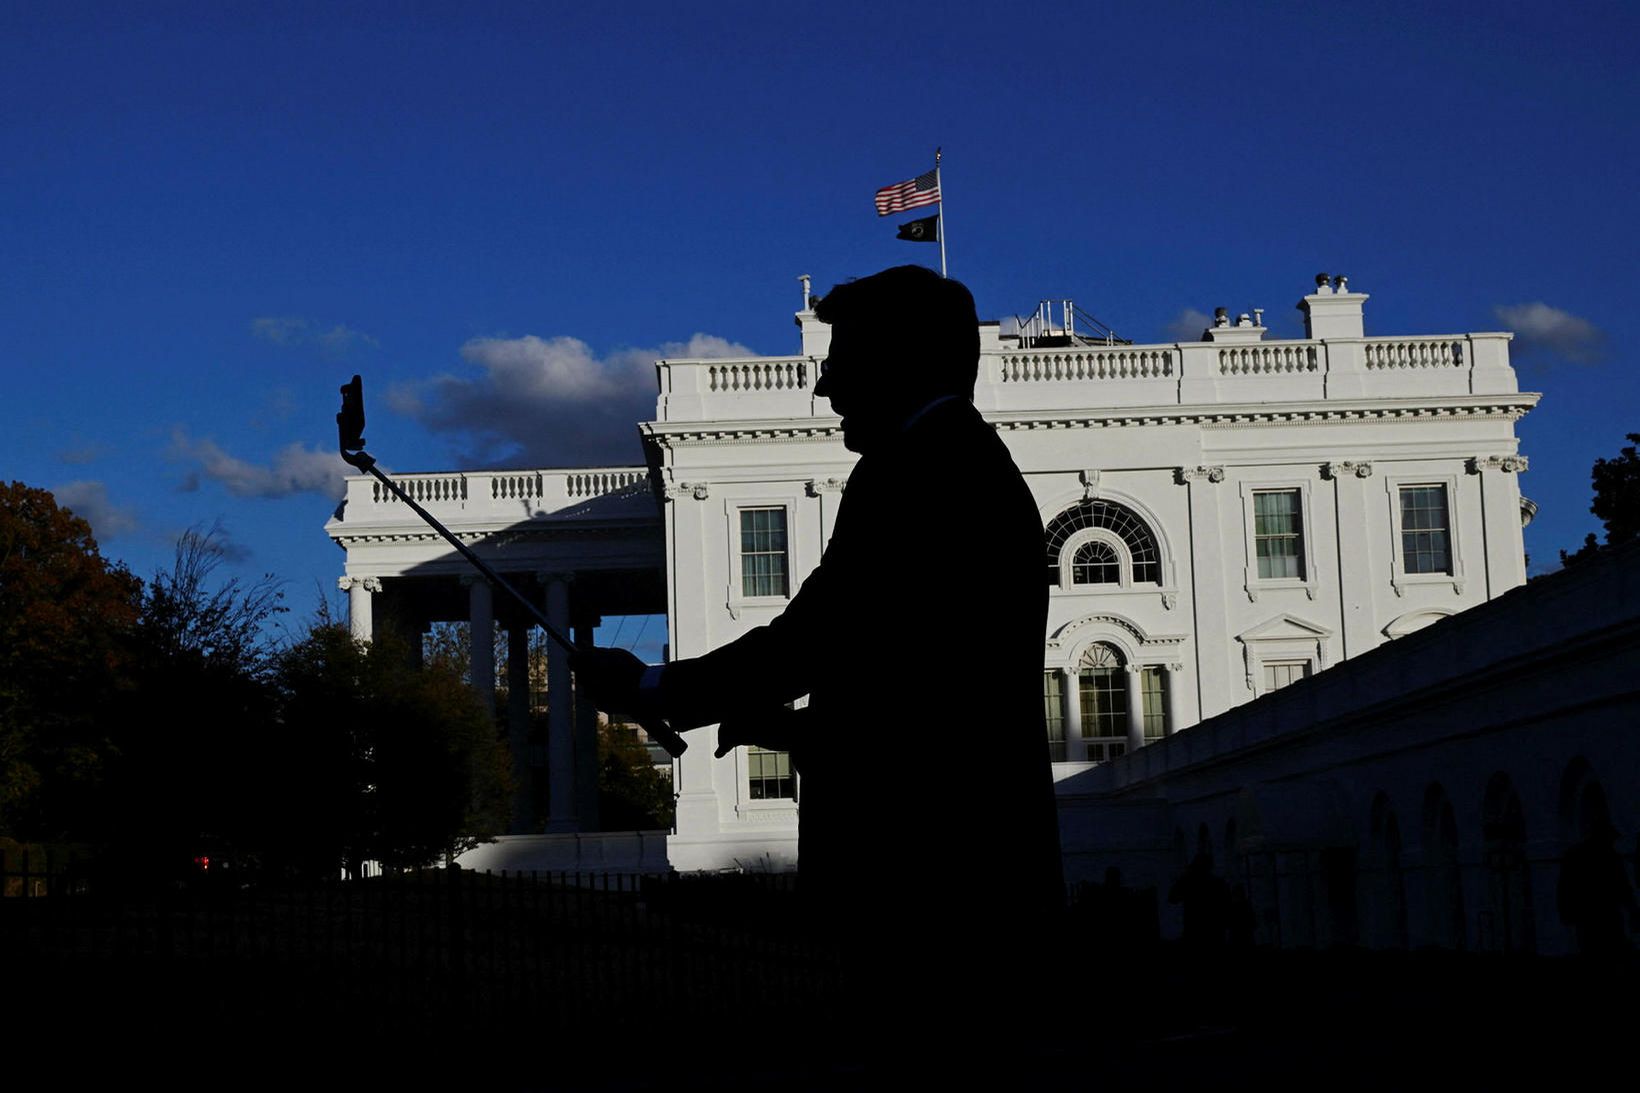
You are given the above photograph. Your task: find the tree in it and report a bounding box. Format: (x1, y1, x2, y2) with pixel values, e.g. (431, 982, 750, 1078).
(0, 483, 141, 840)
(598, 716, 675, 830)
(271, 620, 510, 877)
(108, 523, 287, 873)
(1561, 433, 1640, 567)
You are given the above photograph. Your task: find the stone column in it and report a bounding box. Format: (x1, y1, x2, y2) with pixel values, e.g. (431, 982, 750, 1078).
(1326, 461, 1379, 660)
(338, 576, 381, 643)
(1124, 664, 1146, 754)
(807, 477, 847, 547)
(1164, 663, 1185, 737)
(1473, 456, 1530, 595)
(543, 574, 577, 833)
(464, 576, 495, 718)
(506, 622, 534, 834)
(663, 484, 722, 842)
(1181, 466, 1233, 718)
(1061, 666, 1085, 762)
(573, 622, 601, 832)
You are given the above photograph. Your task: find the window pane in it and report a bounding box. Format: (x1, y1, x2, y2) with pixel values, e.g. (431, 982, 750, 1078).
(1072, 540, 1120, 584)
(740, 508, 789, 597)
(1044, 672, 1066, 761)
(1141, 666, 1166, 741)
(1400, 486, 1451, 574)
(748, 746, 795, 799)
(1263, 661, 1310, 694)
(1254, 490, 1305, 580)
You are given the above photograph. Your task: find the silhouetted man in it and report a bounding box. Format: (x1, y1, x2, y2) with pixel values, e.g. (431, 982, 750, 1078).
(575, 265, 1063, 1036)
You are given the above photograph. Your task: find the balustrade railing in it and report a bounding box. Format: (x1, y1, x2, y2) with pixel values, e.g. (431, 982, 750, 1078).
(491, 472, 543, 501)
(706, 359, 810, 393)
(1363, 338, 1465, 369)
(374, 474, 467, 504)
(1000, 347, 1174, 382)
(1218, 343, 1319, 375)
(566, 470, 646, 498)
(354, 467, 652, 514)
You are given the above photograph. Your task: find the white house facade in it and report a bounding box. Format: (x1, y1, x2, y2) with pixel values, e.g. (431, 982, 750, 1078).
(327, 273, 1540, 882)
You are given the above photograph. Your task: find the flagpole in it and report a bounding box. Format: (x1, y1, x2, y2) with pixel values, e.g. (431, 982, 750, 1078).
(935, 147, 947, 278)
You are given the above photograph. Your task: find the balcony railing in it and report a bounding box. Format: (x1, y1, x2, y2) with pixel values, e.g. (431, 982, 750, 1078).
(652, 332, 1518, 424)
(343, 466, 654, 524)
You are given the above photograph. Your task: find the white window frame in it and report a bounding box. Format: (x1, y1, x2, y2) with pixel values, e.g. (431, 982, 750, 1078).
(733, 697, 803, 822)
(723, 498, 797, 612)
(1237, 614, 1332, 696)
(1383, 474, 1464, 597)
(1239, 480, 1319, 602)
(1058, 528, 1134, 591)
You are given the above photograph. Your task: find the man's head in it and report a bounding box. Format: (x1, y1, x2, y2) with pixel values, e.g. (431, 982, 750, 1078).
(813, 265, 980, 453)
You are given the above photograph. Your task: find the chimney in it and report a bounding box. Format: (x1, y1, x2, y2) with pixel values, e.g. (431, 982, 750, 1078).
(794, 274, 832, 357)
(1298, 272, 1368, 339)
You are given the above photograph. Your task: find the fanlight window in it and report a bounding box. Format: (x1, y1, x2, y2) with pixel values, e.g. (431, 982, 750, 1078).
(1045, 500, 1161, 586)
(1072, 541, 1120, 584)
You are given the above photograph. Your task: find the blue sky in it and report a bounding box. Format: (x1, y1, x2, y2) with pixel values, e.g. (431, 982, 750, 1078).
(3, 1, 1635, 658)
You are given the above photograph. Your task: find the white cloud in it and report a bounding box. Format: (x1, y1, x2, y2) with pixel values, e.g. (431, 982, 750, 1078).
(1493, 302, 1604, 364)
(170, 430, 349, 499)
(1164, 308, 1213, 343)
(52, 480, 139, 538)
(390, 332, 755, 467)
(251, 317, 379, 358)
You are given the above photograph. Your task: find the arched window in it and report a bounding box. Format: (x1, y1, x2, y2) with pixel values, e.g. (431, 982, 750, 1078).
(1422, 784, 1466, 949)
(1072, 540, 1120, 584)
(1078, 643, 1128, 760)
(1482, 772, 1535, 953)
(1045, 500, 1162, 586)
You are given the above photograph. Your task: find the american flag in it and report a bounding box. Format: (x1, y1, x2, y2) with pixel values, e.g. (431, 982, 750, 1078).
(874, 168, 941, 216)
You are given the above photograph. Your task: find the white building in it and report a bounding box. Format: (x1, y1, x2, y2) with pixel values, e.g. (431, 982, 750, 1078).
(327, 273, 1539, 879)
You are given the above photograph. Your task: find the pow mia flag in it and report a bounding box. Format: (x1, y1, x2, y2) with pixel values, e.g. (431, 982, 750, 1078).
(895, 214, 939, 243)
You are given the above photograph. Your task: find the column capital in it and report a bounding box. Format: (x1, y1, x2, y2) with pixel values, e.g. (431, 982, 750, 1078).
(1323, 460, 1374, 480)
(536, 570, 576, 587)
(338, 575, 382, 593)
(1469, 454, 1529, 474)
(1178, 465, 1226, 484)
(805, 477, 846, 496)
(663, 482, 712, 500)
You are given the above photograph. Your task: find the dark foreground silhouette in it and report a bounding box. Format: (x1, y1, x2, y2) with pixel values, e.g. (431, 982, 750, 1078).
(576, 266, 1064, 1059)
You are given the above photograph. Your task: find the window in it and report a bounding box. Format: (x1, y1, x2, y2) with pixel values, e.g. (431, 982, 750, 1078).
(1044, 672, 1066, 761)
(1079, 643, 1128, 761)
(1044, 499, 1162, 586)
(1071, 541, 1120, 584)
(1263, 661, 1310, 693)
(739, 507, 789, 597)
(1253, 490, 1305, 579)
(747, 746, 795, 800)
(1399, 485, 1451, 575)
(1141, 666, 1167, 742)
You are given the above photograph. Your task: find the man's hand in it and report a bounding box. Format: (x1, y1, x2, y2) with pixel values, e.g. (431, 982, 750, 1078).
(715, 704, 807, 759)
(570, 646, 649, 717)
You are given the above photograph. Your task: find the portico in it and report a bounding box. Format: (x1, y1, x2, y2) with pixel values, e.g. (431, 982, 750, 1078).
(326, 467, 664, 835)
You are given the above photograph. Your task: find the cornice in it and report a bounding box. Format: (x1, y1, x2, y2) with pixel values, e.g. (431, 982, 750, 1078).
(640, 393, 1540, 447)
(328, 522, 662, 547)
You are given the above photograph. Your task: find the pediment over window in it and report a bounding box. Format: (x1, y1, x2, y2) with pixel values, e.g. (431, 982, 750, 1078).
(1236, 614, 1333, 644)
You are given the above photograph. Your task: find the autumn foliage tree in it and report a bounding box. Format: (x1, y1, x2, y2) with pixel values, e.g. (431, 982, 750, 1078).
(0, 482, 141, 840)
(2, 483, 510, 877)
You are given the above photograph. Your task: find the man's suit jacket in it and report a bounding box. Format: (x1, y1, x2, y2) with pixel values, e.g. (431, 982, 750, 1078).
(658, 398, 1063, 922)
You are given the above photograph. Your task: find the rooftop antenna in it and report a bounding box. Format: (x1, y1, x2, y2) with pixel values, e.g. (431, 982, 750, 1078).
(335, 375, 687, 758)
